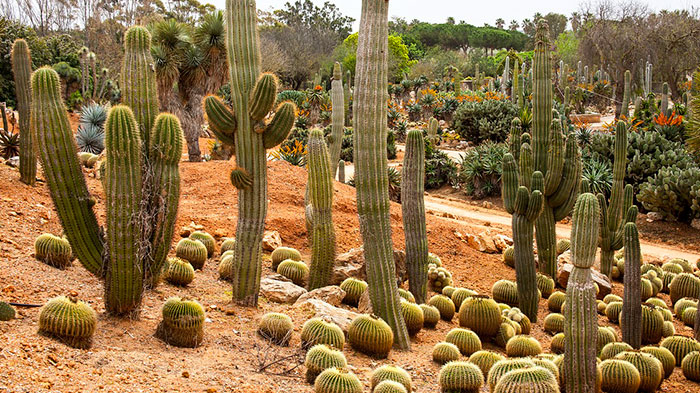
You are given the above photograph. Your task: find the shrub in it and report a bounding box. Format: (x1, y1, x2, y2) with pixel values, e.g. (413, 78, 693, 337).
(425, 142, 457, 189)
(638, 165, 700, 222)
(453, 98, 518, 144)
(582, 157, 613, 197)
(454, 142, 506, 198)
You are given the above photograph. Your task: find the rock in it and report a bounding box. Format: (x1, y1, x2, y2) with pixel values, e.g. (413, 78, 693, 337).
(466, 232, 498, 254)
(647, 212, 664, 222)
(558, 250, 572, 266)
(493, 234, 513, 251)
(180, 222, 204, 237)
(262, 231, 281, 251)
(260, 274, 307, 303)
(691, 219, 700, 230)
(294, 286, 346, 307)
(357, 289, 372, 314)
(295, 299, 360, 332)
(482, 201, 494, 209)
(213, 229, 228, 239)
(7, 156, 19, 167)
(557, 263, 612, 299)
(331, 246, 406, 285)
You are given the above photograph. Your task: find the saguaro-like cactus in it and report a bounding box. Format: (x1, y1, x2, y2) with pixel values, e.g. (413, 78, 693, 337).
(621, 70, 631, 118)
(531, 20, 582, 281)
(563, 193, 600, 393)
(203, 0, 295, 305)
(621, 222, 642, 348)
(307, 129, 336, 289)
(402, 130, 428, 303)
(328, 62, 345, 178)
(344, 70, 352, 126)
(11, 39, 36, 185)
(354, 0, 410, 350)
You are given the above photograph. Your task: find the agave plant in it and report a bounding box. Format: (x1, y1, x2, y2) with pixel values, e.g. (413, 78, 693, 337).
(0, 129, 20, 159)
(76, 103, 107, 154)
(582, 157, 613, 197)
(456, 142, 507, 199)
(79, 103, 108, 129)
(269, 140, 307, 167)
(388, 166, 402, 203)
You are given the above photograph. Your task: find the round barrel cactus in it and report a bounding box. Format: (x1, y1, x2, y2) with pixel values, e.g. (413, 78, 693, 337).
(487, 358, 535, 391)
(370, 365, 412, 392)
(547, 292, 565, 313)
(556, 238, 571, 255)
(314, 367, 362, 393)
(164, 257, 195, 286)
(451, 288, 477, 311)
(505, 307, 530, 334)
(597, 300, 608, 315)
(601, 342, 633, 361)
(492, 280, 519, 306)
(271, 246, 302, 271)
(428, 264, 453, 293)
(662, 321, 676, 337)
(34, 233, 72, 268)
(374, 380, 407, 393)
(640, 346, 676, 379)
(661, 335, 700, 366)
(605, 301, 623, 323)
(155, 297, 205, 348)
(604, 294, 623, 304)
(502, 246, 514, 268)
(433, 342, 461, 364)
(277, 259, 309, 286)
(458, 296, 502, 338)
(398, 288, 415, 303)
(301, 318, 345, 350)
(614, 351, 663, 393)
(494, 321, 516, 348)
(438, 361, 484, 393)
(598, 327, 618, 354)
(493, 366, 559, 393)
(468, 350, 504, 377)
(683, 307, 697, 327)
(258, 312, 293, 345)
(428, 294, 456, 321)
(340, 278, 367, 307)
(681, 351, 700, 382)
(305, 344, 347, 384)
(505, 335, 542, 357)
(550, 333, 565, 354)
(531, 358, 560, 384)
(543, 313, 564, 334)
(0, 301, 16, 321)
(420, 304, 441, 328)
(669, 273, 700, 305)
(638, 305, 664, 344)
(442, 285, 457, 298)
(674, 297, 698, 317)
(446, 328, 482, 356)
(189, 231, 216, 257)
(38, 296, 96, 348)
(347, 314, 394, 358)
(400, 300, 424, 336)
(220, 237, 236, 254)
(218, 253, 234, 281)
(599, 359, 641, 393)
(536, 273, 555, 298)
(175, 238, 208, 270)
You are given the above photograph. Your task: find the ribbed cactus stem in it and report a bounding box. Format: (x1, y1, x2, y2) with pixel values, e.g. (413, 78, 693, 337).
(402, 130, 428, 304)
(79, 47, 89, 98)
(621, 70, 631, 118)
(89, 52, 98, 101)
(104, 105, 143, 315)
(512, 60, 519, 105)
(344, 70, 352, 126)
(338, 159, 345, 183)
(622, 222, 642, 348)
(564, 193, 600, 393)
(354, 0, 410, 350)
(428, 117, 438, 144)
(661, 82, 669, 115)
(31, 67, 104, 277)
(564, 86, 570, 112)
(328, 62, 345, 178)
(307, 129, 336, 289)
(11, 39, 36, 186)
(501, 56, 510, 95)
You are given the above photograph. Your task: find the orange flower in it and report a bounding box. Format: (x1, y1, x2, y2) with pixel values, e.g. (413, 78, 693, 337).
(314, 85, 322, 91)
(654, 111, 683, 126)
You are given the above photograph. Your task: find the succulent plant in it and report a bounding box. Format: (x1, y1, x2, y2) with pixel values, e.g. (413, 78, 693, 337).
(556, 239, 571, 255)
(218, 253, 234, 281)
(547, 292, 565, 313)
(599, 359, 641, 393)
(493, 366, 559, 393)
(11, 39, 36, 185)
(681, 351, 700, 382)
(683, 307, 697, 327)
(38, 296, 96, 348)
(428, 264, 453, 293)
(398, 288, 416, 303)
(536, 273, 555, 298)
(550, 333, 565, 354)
(305, 344, 347, 384)
(468, 350, 504, 377)
(505, 335, 542, 357)
(459, 296, 502, 338)
(314, 367, 362, 393)
(277, 260, 309, 286)
(340, 278, 368, 307)
(428, 294, 456, 321)
(347, 314, 394, 358)
(636, 305, 664, 345)
(301, 318, 345, 350)
(433, 342, 461, 364)
(220, 238, 236, 254)
(451, 288, 477, 311)
(258, 312, 293, 345)
(487, 358, 536, 391)
(598, 327, 618, 354)
(176, 238, 208, 270)
(34, 233, 72, 269)
(669, 273, 700, 305)
(614, 351, 663, 393)
(420, 304, 441, 328)
(605, 302, 623, 324)
(641, 346, 676, 379)
(663, 321, 676, 337)
(438, 361, 484, 393)
(674, 298, 698, 317)
(0, 301, 16, 321)
(661, 335, 700, 366)
(374, 380, 407, 393)
(446, 328, 482, 356)
(400, 300, 424, 335)
(492, 280, 519, 306)
(597, 300, 608, 314)
(164, 257, 195, 286)
(370, 365, 412, 392)
(442, 286, 457, 298)
(494, 321, 516, 348)
(189, 231, 216, 258)
(601, 342, 633, 360)
(155, 297, 205, 348)
(502, 246, 515, 268)
(76, 123, 105, 155)
(544, 313, 565, 334)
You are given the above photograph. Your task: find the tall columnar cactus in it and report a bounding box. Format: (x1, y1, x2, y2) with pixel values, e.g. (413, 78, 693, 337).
(599, 121, 637, 278)
(661, 82, 669, 116)
(328, 62, 345, 178)
(11, 39, 36, 186)
(645, 63, 653, 96)
(307, 129, 336, 289)
(512, 60, 520, 105)
(577, 61, 582, 83)
(501, 56, 510, 95)
(564, 193, 600, 393)
(344, 70, 352, 126)
(402, 130, 428, 303)
(622, 222, 642, 348)
(531, 20, 582, 281)
(621, 70, 631, 118)
(353, 0, 410, 350)
(427, 117, 438, 144)
(203, 0, 295, 305)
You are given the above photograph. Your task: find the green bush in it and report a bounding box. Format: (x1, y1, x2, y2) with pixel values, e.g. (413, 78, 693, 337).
(638, 165, 700, 222)
(454, 142, 506, 198)
(425, 142, 457, 189)
(453, 98, 518, 144)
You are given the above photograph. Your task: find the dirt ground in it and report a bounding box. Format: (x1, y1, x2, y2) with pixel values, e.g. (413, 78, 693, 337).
(1, 155, 699, 392)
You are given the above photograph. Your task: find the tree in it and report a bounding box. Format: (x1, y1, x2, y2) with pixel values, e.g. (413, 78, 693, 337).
(543, 13, 568, 40)
(339, 33, 415, 82)
(274, 0, 354, 40)
(509, 20, 520, 31)
(495, 18, 505, 29)
(555, 31, 579, 68)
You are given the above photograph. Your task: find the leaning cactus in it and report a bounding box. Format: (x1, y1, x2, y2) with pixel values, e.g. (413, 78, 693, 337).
(328, 62, 345, 178)
(563, 193, 600, 393)
(202, 0, 296, 306)
(402, 130, 428, 303)
(38, 296, 96, 349)
(621, 222, 642, 348)
(11, 39, 36, 185)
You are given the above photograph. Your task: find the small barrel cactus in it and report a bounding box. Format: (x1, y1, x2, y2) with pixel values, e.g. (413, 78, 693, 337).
(398, 288, 416, 303)
(438, 361, 484, 393)
(669, 273, 700, 305)
(468, 350, 504, 377)
(277, 259, 309, 286)
(420, 304, 441, 328)
(442, 286, 457, 298)
(370, 365, 412, 392)
(598, 327, 618, 354)
(305, 344, 347, 384)
(347, 314, 394, 358)
(451, 288, 477, 311)
(550, 333, 565, 354)
(640, 346, 676, 379)
(428, 264, 453, 293)
(314, 367, 362, 393)
(531, 358, 560, 384)
(487, 358, 536, 391)
(220, 237, 236, 254)
(536, 273, 555, 299)
(155, 297, 205, 348)
(597, 300, 608, 315)
(428, 294, 456, 321)
(400, 300, 424, 336)
(340, 278, 368, 307)
(638, 305, 664, 344)
(494, 321, 516, 348)
(0, 301, 16, 321)
(218, 253, 234, 281)
(492, 280, 519, 306)
(505, 307, 530, 334)
(556, 238, 571, 255)
(547, 292, 565, 313)
(662, 321, 676, 337)
(645, 297, 668, 310)
(189, 231, 216, 257)
(505, 335, 542, 357)
(599, 359, 641, 393)
(271, 246, 302, 271)
(164, 257, 195, 286)
(614, 351, 663, 393)
(38, 296, 96, 348)
(660, 335, 700, 366)
(683, 307, 697, 327)
(605, 301, 623, 323)
(34, 233, 72, 268)
(175, 238, 208, 270)
(674, 297, 698, 317)
(502, 246, 515, 267)
(433, 342, 461, 364)
(681, 351, 700, 382)
(604, 294, 623, 304)
(458, 295, 502, 338)
(301, 318, 345, 350)
(446, 328, 482, 356)
(601, 342, 633, 360)
(374, 380, 407, 393)
(493, 366, 559, 393)
(258, 312, 293, 345)
(543, 313, 564, 334)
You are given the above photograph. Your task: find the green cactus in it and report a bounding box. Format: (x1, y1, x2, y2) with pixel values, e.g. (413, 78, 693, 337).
(189, 231, 216, 258)
(669, 273, 700, 305)
(34, 234, 72, 269)
(427, 117, 439, 145)
(0, 301, 15, 321)
(400, 300, 424, 336)
(493, 366, 559, 393)
(505, 335, 542, 357)
(347, 314, 394, 358)
(661, 335, 700, 366)
(344, 70, 352, 126)
(601, 342, 633, 361)
(164, 257, 195, 286)
(155, 297, 205, 348)
(551, 333, 566, 354)
(605, 302, 623, 323)
(305, 344, 347, 384)
(258, 312, 293, 345)
(458, 295, 502, 337)
(600, 359, 640, 393)
(218, 253, 234, 281)
(307, 129, 336, 289)
(337, 159, 345, 183)
(420, 304, 440, 328)
(468, 350, 504, 377)
(674, 297, 698, 316)
(660, 82, 670, 116)
(621, 223, 642, 347)
(314, 367, 362, 393)
(176, 238, 208, 270)
(547, 291, 565, 312)
(428, 294, 456, 321)
(301, 318, 345, 350)
(221, 238, 236, 254)
(202, 0, 296, 306)
(11, 39, 36, 185)
(487, 359, 536, 391)
(544, 313, 565, 334)
(641, 346, 675, 379)
(38, 296, 96, 348)
(494, 321, 516, 348)
(438, 361, 484, 393)
(563, 193, 600, 393)
(492, 280, 519, 306)
(370, 365, 411, 392)
(639, 305, 664, 344)
(682, 351, 700, 382)
(277, 260, 309, 286)
(445, 328, 482, 356)
(663, 320, 675, 337)
(621, 70, 631, 118)
(614, 351, 663, 393)
(328, 62, 345, 177)
(398, 288, 415, 303)
(502, 246, 515, 267)
(536, 273, 555, 298)
(433, 342, 461, 364)
(451, 288, 477, 311)
(270, 246, 302, 271)
(340, 278, 368, 307)
(374, 381, 407, 393)
(402, 130, 428, 304)
(428, 264, 453, 293)
(683, 307, 697, 327)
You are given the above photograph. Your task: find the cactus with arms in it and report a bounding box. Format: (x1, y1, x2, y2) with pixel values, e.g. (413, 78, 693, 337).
(328, 62, 345, 178)
(354, 0, 410, 350)
(203, 0, 296, 305)
(564, 193, 600, 393)
(11, 39, 36, 185)
(402, 130, 428, 303)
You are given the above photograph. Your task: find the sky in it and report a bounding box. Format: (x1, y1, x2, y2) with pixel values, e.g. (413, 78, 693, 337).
(206, 0, 698, 31)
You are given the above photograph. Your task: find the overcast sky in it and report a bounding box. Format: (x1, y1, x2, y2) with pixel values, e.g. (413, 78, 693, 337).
(206, 0, 697, 31)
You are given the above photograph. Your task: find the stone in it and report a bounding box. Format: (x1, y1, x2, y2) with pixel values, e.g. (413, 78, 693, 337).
(262, 231, 281, 251)
(180, 222, 204, 237)
(647, 212, 664, 222)
(691, 219, 700, 230)
(557, 263, 612, 299)
(466, 232, 498, 254)
(331, 246, 407, 285)
(295, 298, 360, 332)
(558, 250, 572, 266)
(493, 234, 513, 252)
(260, 274, 307, 304)
(357, 289, 372, 314)
(294, 286, 346, 307)
(7, 156, 19, 167)
(482, 201, 494, 209)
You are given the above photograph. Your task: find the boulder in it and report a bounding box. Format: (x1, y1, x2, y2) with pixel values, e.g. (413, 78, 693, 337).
(295, 298, 360, 332)
(331, 246, 406, 285)
(493, 234, 513, 251)
(262, 231, 282, 251)
(557, 263, 612, 299)
(294, 286, 346, 307)
(260, 274, 307, 303)
(357, 289, 372, 314)
(466, 231, 499, 254)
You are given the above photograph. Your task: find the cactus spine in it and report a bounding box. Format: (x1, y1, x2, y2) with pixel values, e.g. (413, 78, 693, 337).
(402, 130, 428, 303)
(353, 0, 410, 349)
(563, 193, 600, 393)
(621, 222, 642, 348)
(11, 39, 36, 185)
(532, 20, 582, 281)
(328, 62, 345, 178)
(307, 129, 336, 289)
(621, 70, 631, 118)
